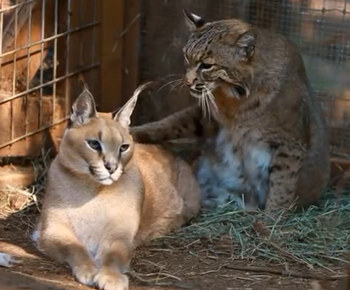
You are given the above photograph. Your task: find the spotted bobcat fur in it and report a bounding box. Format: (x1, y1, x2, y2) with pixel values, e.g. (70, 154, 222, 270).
(130, 11, 330, 213)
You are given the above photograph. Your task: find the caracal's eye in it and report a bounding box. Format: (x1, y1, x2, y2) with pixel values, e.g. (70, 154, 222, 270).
(119, 144, 130, 153)
(87, 140, 102, 151)
(199, 62, 213, 70)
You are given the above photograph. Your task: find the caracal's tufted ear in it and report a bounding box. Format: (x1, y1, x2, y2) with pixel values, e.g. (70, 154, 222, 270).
(183, 9, 205, 32)
(113, 82, 153, 129)
(70, 88, 98, 125)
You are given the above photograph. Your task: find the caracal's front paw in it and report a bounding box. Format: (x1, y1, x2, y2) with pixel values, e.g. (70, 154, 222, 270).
(72, 263, 99, 286)
(94, 269, 129, 290)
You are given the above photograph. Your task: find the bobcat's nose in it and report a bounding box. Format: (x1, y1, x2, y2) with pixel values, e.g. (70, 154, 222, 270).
(184, 76, 197, 87)
(104, 162, 117, 174)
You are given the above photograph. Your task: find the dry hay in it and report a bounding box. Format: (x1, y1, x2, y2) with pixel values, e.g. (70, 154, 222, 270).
(146, 190, 350, 280)
(0, 150, 50, 220)
(0, 152, 349, 285)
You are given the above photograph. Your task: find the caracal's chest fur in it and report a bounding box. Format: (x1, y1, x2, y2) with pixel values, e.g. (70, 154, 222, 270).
(45, 160, 143, 259)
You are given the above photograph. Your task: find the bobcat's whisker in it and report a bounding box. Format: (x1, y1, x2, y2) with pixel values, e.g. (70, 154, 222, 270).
(200, 90, 206, 118)
(157, 78, 182, 92)
(169, 80, 183, 92)
(200, 89, 212, 120)
(197, 98, 201, 112)
(178, 83, 186, 93)
(205, 92, 211, 120)
(200, 87, 217, 121)
(206, 88, 218, 112)
(162, 73, 183, 80)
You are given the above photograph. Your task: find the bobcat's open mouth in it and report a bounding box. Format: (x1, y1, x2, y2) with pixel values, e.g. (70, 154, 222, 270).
(189, 85, 218, 117)
(189, 88, 202, 98)
(189, 82, 216, 98)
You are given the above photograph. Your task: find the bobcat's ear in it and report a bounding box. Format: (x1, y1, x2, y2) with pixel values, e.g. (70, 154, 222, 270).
(114, 82, 153, 129)
(70, 89, 98, 125)
(235, 28, 256, 60)
(220, 27, 256, 61)
(183, 9, 205, 32)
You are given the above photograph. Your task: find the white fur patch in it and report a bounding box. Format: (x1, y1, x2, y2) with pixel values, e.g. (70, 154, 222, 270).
(247, 147, 271, 170)
(0, 252, 21, 268)
(196, 128, 271, 209)
(244, 146, 271, 207)
(197, 130, 248, 208)
(190, 13, 202, 22)
(30, 228, 40, 244)
(100, 178, 113, 186)
(96, 164, 123, 185)
(111, 165, 123, 182)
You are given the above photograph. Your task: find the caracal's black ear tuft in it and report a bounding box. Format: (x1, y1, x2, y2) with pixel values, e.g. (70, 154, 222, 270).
(183, 9, 205, 32)
(70, 88, 98, 125)
(114, 82, 154, 129)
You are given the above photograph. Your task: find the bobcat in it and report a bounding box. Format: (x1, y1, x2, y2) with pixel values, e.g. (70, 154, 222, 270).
(130, 10, 330, 212)
(32, 83, 201, 290)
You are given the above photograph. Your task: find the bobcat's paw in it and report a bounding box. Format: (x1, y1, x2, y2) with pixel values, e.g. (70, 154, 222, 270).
(0, 252, 22, 268)
(72, 263, 98, 286)
(94, 269, 129, 290)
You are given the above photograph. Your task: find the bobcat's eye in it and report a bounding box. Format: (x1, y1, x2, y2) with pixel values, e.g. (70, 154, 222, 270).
(199, 62, 213, 70)
(120, 144, 130, 153)
(87, 140, 102, 151)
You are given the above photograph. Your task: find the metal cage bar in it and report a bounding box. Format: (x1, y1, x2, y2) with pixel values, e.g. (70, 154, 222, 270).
(0, 0, 101, 157)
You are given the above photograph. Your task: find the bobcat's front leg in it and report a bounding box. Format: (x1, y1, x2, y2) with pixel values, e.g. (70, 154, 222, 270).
(94, 238, 133, 290)
(130, 105, 205, 143)
(265, 143, 304, 214)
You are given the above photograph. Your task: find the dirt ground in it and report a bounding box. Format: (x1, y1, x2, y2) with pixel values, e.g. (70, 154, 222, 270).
(0, 202, 346, 290)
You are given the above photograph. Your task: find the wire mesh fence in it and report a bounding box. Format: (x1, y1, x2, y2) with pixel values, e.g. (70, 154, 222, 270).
(0, 0, 349, 157)
(0, 0, 99, 157)
(137, 0, 350, 154)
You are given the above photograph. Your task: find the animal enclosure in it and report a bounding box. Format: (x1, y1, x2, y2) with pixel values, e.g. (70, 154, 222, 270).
(0, 0, 134, 158)
(1, 2, 350, 290)
(1, 0, 350, 158)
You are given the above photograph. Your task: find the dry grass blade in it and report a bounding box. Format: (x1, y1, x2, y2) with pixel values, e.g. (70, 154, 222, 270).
(224, 264, 347, 280)
(0, 151, 50, 218)
(153, 190, 350, 274)
(1, 151, 350, 283)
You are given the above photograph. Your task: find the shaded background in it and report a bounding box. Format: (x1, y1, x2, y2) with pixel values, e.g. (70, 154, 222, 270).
(135, 0, 350, 154)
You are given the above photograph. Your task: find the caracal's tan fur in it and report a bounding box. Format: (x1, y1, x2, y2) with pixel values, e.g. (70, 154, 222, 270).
(32, 84, 201, 290)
